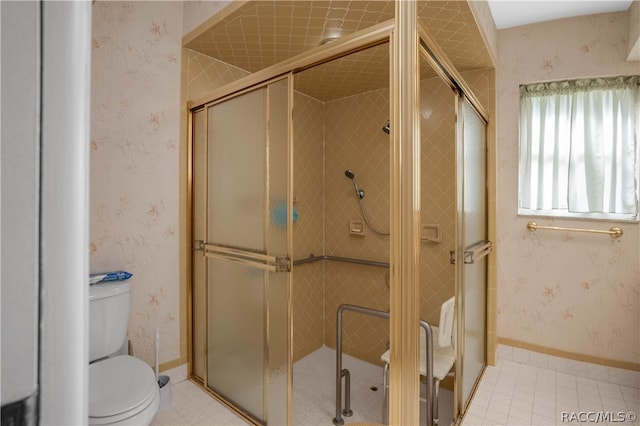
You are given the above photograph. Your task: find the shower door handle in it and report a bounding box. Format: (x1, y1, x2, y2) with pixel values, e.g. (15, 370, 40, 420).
(202, 242, 290, 272)
(451, 241, 492, 265)
(463, 240, 492, 264)
(193, 239, 205, 252)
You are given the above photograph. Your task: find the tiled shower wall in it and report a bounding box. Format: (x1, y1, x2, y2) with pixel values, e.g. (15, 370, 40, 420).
(292, 86, 394, 363)
(419, 76, 457, 330)
(322, 89, 392, 364)
(292, 68, 493, 365)
(185, 49, 250, 100)
(292, 92, 325, 361)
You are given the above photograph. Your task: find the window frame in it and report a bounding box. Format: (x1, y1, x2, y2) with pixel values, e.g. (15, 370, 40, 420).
(517, 75, 640, 223)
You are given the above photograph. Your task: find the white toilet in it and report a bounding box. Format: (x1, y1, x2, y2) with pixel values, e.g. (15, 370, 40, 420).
(89, 281, 160, 425)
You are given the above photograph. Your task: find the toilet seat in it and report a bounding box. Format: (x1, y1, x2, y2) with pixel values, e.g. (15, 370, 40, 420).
(89, 355, 159, 425)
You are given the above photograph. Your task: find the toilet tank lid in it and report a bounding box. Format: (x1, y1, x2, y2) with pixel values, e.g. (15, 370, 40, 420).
(89, 281, 131, 301)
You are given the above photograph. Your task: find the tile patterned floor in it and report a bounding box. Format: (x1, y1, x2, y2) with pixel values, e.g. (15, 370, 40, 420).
(150, 380, 248, 425)
(151, 348, 639, 426)
(462, 359, 640, 426)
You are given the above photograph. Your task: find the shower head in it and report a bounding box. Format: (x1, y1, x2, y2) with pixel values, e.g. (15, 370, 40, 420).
(344, 169, 365, 199)
(382, 121, 390, 135)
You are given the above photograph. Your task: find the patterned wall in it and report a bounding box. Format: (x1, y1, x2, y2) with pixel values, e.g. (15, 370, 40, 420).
(322, 88, 392, 364)
(90, 1, 183, 367)
(496, 12, 639, 367)
(91, 1, 256, 369)
(185, 49, 250, 100)
(292, 85, 393, 364)
(291, 64, 493, 365)
(182, 1, 232, 36)
(420, 76, 458, 328)
(292, 92, 326, 362)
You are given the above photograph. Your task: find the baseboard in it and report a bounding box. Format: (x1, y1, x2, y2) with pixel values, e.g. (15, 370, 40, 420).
(159, 360, 189, 384)
(497, 339, 639, 388)
(498, 337, 639, 371)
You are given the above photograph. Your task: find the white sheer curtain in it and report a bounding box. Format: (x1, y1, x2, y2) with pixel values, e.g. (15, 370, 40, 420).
(519, 76, 639, 217)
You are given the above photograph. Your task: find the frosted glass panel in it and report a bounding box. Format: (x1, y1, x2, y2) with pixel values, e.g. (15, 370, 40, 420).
(463, 101, 487, 253)
(202, 79, 291, 423)
(207, 258, 265, 421)
(461, 99, 487, 406)
(265, 78, 289, 425)
(208, 88, 266, 251)
(267, 79, 289, 255)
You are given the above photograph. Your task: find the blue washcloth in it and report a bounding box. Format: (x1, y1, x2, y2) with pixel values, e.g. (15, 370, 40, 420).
(89, 271, 132, 285)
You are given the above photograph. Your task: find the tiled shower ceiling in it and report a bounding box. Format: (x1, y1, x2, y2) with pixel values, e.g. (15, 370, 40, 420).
(184, 1, 396, 72)
(295, 42, 391, 102)
(185, 1, 493, 101)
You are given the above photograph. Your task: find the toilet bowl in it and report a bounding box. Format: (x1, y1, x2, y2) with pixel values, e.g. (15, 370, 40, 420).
(88, 281, 159, 425)
(89, 355, 160, 425)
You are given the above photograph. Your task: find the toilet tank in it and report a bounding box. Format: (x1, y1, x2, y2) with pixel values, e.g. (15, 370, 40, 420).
(89, 281, 131, 362)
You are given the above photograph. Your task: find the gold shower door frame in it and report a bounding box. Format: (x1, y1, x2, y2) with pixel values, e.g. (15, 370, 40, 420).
(456, 94, 489, 418)
(416, 21, 490, 423)
(186, 7, 491, 424)
(189, 75, 294, 425)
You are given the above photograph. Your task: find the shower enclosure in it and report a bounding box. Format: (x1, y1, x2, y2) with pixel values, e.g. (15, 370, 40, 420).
(185, 2, 493, 424)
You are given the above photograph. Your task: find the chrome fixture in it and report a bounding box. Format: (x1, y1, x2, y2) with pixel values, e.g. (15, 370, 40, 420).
(382, 121, 390, 135)
(344, 169, 365, 199)
(343, 170, 389, 236)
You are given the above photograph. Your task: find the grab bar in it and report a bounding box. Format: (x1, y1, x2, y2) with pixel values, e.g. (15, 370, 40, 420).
(293, 255, 389, 269)
(333, 304, 434, 426)
(527, 221, 623, 238)
(334, 304, 389, 425)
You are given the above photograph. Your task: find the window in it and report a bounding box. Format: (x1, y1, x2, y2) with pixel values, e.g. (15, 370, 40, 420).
(518, 76, 639, 221)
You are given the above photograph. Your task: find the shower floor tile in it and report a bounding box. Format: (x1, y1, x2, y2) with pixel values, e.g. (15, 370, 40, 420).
(151, 346, 454, 425)
(292, 346, 454, 425)
(293, 346, 385, 425)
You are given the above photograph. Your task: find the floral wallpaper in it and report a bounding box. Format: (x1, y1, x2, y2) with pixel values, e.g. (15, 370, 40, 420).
(496, 12, 639, 366)
(182, 0, 231, 36)
(90, 1, 183, 367)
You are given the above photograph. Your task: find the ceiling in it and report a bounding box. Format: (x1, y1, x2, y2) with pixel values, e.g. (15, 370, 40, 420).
(184, 1, 493, 102)
(186, 1, 634, 102)
(487, 0, 633, 30)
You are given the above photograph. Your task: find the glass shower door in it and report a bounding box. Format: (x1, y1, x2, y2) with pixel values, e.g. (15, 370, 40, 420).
(204, 78, 291, 424)
(457, 96, 488, 413)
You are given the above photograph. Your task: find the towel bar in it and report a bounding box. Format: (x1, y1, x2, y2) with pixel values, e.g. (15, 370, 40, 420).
(527, 221, 623, 238)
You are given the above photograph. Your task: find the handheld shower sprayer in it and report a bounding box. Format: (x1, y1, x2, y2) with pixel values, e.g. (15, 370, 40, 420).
(344, 170, 365, 199)
(343, 169, 390, 236)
